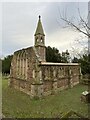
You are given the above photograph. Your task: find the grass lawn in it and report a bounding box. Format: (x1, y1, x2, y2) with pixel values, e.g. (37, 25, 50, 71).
(2, 77, 89, 118)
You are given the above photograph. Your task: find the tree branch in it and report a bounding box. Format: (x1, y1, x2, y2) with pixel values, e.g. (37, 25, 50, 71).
(61, 17, 90, 37)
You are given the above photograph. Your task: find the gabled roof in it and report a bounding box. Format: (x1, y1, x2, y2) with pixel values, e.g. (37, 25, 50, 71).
(34, 16, 45, 36)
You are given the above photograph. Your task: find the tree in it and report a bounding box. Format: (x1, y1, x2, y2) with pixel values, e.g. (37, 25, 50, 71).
(72, 54, 90, 75)
(46, 46, 62, 62)
(60, 7, 90, 38)
(61, 50, 70, 63)
(59, 3, 90, 56)
(79, 54, 90, 75)
(2, 55, 13, 74)
(46, 46, 71, 63)
(72, 57, 79, 63)
(60, 3, 90, 76)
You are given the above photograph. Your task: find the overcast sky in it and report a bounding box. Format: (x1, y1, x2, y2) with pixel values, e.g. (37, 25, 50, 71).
(1, 1, 88, 57)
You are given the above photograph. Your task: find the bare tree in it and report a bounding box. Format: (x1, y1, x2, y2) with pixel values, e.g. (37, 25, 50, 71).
(60, 7, 90, 38)
(58, 3, 90, 59)
(59, 3, 90, 77)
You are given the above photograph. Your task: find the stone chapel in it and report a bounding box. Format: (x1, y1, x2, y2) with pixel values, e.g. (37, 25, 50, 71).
(10, 16, 81, 98)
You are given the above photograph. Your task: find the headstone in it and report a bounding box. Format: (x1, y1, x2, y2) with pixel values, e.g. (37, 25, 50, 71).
(81, 91, 90, 103)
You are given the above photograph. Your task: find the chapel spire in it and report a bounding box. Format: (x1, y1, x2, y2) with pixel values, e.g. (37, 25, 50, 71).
(34, 16, 46, 62)
(34, 15, 45, 36)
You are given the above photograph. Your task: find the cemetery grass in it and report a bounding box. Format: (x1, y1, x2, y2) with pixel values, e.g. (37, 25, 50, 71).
(2, 77, 89, 118)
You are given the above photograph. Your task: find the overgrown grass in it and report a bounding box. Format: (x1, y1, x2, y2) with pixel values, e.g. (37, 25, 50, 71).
(2, 77, 89, 118)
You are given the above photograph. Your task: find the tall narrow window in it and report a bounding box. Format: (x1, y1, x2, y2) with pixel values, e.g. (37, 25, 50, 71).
(19, 58, 21, 77)
(22, 58, 24, 78)
(25, 58, 28, 80)
(33, 70, 35, 78)
(16, 58, 18, 77)
(39, 70, 42, 81)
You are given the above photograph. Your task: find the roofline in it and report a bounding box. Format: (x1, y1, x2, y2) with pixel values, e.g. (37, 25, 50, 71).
(40, 62, 79, 66)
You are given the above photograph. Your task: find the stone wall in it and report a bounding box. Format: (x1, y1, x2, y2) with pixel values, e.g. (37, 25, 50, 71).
(10, 47, 37, 96)
(35, 46, 46, 62)
(40, 64, 80, 96)
(10, 47, 80, 98)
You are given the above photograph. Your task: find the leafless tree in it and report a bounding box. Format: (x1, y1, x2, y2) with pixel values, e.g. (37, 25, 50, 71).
(60, 7, 90, 38)
(58, 3, 90, 58)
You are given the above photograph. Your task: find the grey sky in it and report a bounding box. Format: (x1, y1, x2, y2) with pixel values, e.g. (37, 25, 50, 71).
(2, 2, 88, 57)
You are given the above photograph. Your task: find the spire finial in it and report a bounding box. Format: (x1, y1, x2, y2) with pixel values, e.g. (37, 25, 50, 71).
(39, 15, 41, 19)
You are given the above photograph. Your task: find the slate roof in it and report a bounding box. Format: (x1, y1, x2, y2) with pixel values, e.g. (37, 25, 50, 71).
(34, 16, 45, 36)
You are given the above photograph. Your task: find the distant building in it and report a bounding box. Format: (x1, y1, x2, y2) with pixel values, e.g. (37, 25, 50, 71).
(10, 16, 81, 98)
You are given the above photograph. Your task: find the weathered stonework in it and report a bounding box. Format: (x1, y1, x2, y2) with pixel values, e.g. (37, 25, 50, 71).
(10, 16, 81, 98)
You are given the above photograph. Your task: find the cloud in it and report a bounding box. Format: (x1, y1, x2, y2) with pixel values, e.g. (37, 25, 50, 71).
(46, 28, 81, 51)
(2, 2, 88, 57)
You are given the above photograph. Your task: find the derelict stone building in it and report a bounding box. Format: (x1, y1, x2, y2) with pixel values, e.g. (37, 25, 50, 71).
(10, 16, 81, 98)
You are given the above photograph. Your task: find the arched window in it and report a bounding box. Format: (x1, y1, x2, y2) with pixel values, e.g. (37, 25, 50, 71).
(41, 37, 43, 42)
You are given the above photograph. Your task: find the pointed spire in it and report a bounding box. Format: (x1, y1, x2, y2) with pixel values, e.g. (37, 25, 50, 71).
(34, 16, 45, 36)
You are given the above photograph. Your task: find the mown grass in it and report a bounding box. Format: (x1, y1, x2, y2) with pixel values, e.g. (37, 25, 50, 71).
(2, 77, 89, 118)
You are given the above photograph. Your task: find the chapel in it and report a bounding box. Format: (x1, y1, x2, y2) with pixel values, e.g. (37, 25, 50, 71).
(10, 16, 81, 98)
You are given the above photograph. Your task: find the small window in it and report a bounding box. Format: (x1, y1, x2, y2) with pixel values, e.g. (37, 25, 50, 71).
(41, 37, 43, 42)
(60, 67, 62, 70)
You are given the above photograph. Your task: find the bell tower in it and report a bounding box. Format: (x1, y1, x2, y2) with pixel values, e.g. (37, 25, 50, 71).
(34, 16, 46, 62)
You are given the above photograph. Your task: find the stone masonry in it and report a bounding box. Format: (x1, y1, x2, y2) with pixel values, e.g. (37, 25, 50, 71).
(10, 16, 81, 98)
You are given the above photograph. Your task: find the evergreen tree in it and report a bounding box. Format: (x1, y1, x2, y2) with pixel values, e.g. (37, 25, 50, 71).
(2, 55, 13, 74)
(72, 57, 79, 63)
(46, 46, 62, 62)
(61, 50, 70, 63)
(72, 54, 90, 75)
